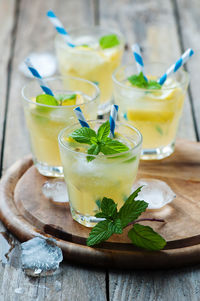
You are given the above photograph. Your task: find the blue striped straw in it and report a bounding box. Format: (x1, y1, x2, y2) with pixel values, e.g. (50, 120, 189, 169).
(132, 44, 148, 81)
(47, 10, 75, 48)
(25, 58, 54, 96)
(109, 105, 119, 138)
(158, 48, 194, 85)
(74, 107, 90, 128)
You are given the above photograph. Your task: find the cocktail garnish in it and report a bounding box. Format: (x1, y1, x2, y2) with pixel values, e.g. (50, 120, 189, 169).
(87, 187, 166, 250)
(55, 94, 76, 105)
(36, 94, 59, 106)
(36, 94, 76, 106)
(128, 72, 161, 90)
(99, 34, 120, 49)
(70, 120, 129, 162)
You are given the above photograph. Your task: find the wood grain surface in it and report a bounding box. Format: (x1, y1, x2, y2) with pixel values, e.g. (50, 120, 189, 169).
(0, 140, 200, 270)
(0, 0, 199, 300)
(175, 0, 200, 141)
(0, 0, 16, 177)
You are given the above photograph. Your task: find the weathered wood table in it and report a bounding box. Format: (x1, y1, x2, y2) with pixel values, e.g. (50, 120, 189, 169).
(0, 0, 199, 300)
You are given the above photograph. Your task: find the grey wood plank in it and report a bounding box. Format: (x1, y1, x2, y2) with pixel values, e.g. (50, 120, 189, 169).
(99, 0, 196, 141)
(0, 0, 16, 177)
(0, 1, 106, 300)
(174, 0, 200, 140)
(109, 267, 200, 301)
(0, 261, 106, 301)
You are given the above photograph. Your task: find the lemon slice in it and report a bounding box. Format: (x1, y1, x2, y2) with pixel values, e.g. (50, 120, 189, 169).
(63, 136, 75, 143)
(127, 109, 174, 123)
(76, 46, 94, 51)
(62, 97, 76, 106)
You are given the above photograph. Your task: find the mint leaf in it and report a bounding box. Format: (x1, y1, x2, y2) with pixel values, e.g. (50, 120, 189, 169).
(97, 121, 110, 141)
(70, 127, 96, 144)
(95, 199, 101, 210)
(95, 197, 117, 219)
(36, 94, 58, 106)
(87, 220, 114, 246)
(101, 139, 129, 155)
(95, 212, 106, 218)
(99, 34, 120, 49)
(128, 72, 147, 88)
(55, 94, 76, 106)
(55, 94, 76, 102)
(118, 187, 148, 228)
(128, 224, 166, 251)
(87, 144, 100, 162)
(148, 81, 161, 90)
(101, 197, 117, 219)
(88, 144, 100, 155)
(155, 125, 163, 135)
(128, 72, 161, 90)
(108, 218, 123, 234)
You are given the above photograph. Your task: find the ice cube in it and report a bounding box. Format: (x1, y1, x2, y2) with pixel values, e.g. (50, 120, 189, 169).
(132, 178, 176, 209)
(21, 237, 63, 276)
(74, 35, 98, 48)
(19, 52, 57, 78)
(42, 179, 68, 203)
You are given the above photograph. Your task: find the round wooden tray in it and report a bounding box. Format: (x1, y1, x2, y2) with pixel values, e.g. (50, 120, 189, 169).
(0, 139, 200, 269)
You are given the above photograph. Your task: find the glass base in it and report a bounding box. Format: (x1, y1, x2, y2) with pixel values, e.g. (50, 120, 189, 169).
(35, 160, 64, 177)
(141, 141, 175, 160)
(70, 206, 104, 228)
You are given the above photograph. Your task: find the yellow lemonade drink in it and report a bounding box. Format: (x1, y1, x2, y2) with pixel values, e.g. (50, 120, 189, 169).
(113, 64, 189, 159)
(58, 120, 142, 227)
(22, 76, 99, 177)
(55, 27, 124, 113)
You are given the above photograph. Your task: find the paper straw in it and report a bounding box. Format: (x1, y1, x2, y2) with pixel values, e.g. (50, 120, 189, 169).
(25, 58, 54, 96)
(74, 107, 90, 128)
(132, 44, 148, 81)
(109, 104, 119, 138)
(158, 48, 194, 85)
(47, 10, 75, 48)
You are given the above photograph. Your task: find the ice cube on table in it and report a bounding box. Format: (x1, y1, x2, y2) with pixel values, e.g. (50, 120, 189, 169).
(19, 52, 57, 78)
(21, 237, 63, 277)
(42, 179, 68, 203)
(132, 178, 176, 209)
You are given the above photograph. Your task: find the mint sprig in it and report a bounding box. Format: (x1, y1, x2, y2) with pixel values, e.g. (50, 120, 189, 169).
(36, 94, 76, 106)
(55, 94, 76, 105)
(87, 187, 166, 251)
(128, 72, 162, 90)
(99, 34, 120, 49)
(70, 121, 129, 162)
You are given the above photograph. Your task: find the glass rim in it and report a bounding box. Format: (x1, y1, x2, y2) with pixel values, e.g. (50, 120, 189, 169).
(112, 62, 190, 92)
(21, 75, 100, 108)
(55, 25, 125, 51)
(58, 119, 143, 159)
